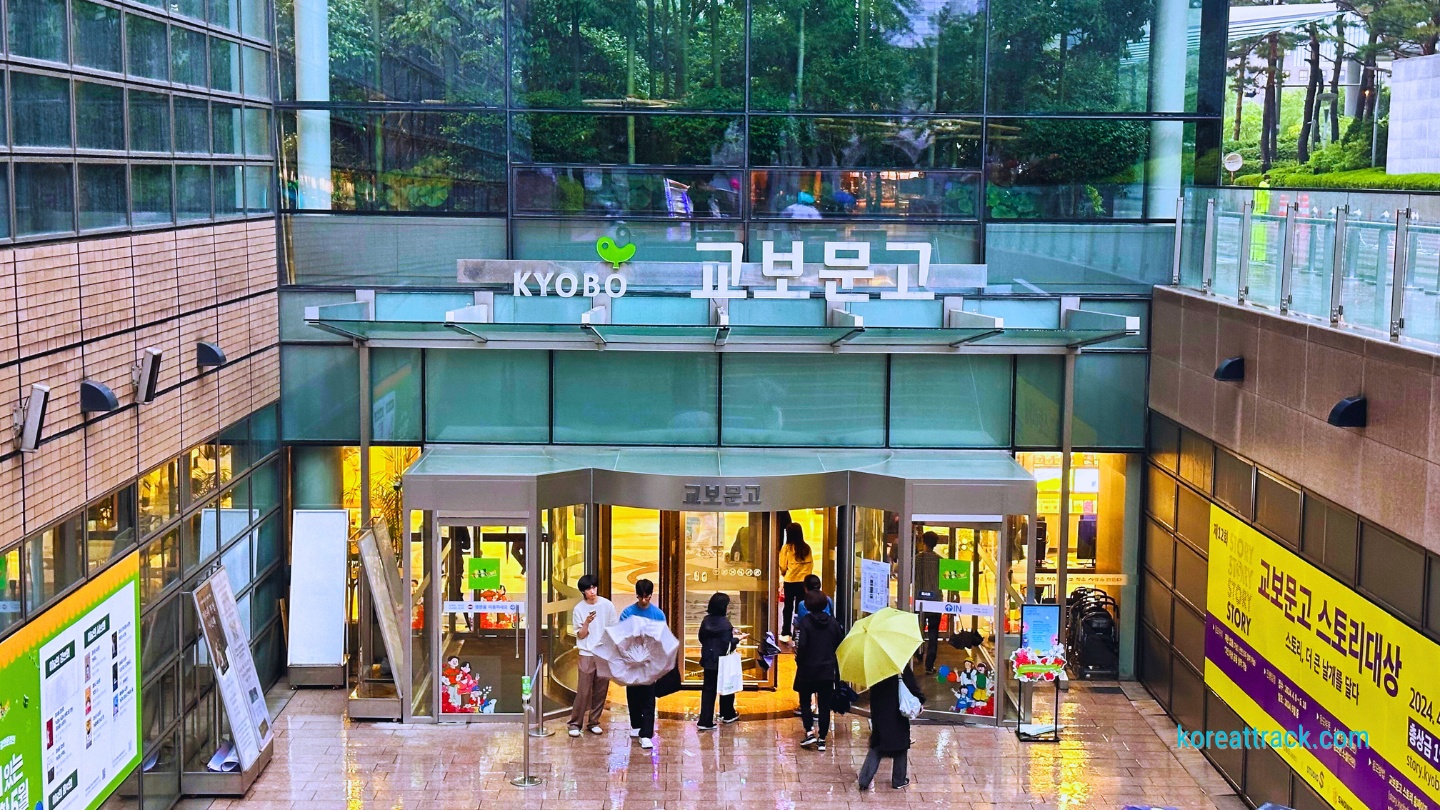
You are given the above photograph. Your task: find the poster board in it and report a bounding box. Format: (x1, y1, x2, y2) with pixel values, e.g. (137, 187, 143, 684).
(193, 568, 274, 770)
(356, 522, 410, 696)
(1206, 504, 1440, 810)
(859, 558, 891, 614)
(0, 553, 141, 810)
(287, 510, 350, 667)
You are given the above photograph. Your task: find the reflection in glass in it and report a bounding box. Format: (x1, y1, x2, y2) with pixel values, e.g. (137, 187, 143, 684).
(752, 168, 978, 219)
(12, 73, 72, 147)
(211, 0, 239, 29)
(178, 165, 214, 221)
(749, 0, 985, 112)
(25, 514, 86, 610)
(279, 110, 506, 213)
(513, 113, 743, 165)
(0, 544, 22, 634)
(985, 119, 1149, 219)
(134, 165, 176, 225)
(510, 0, 743, 109)
(277, 0, 503, 104)
(141, 529, 181, 605)
(175, 97, 211, 153)
(244, 108, 271, 156)
(15, 163, 75, 237)
(173, 27, 210, 87)
(244, 166, 273, 212)
(211, 38, 242, 92)
(514, 167, 743, 219)
(127, 15, 170, 81)
(213, 103, 244, 155)
(242, 45, 271, 99)
(8, 0, 69, 62)
(77, 82, 127, 151)
(746, 220, 979, 263)
(79, 164, 130, 230)
(74, 0, 124, 72)
(750, 116, 982, 168)
(130, 90, 173, 153)
(87, 486, 138, 572)
(514, 218, 745, 261)
(986, 0, 1152, 113)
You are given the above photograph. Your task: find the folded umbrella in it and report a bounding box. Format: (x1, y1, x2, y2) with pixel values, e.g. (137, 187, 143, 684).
(591, 615, 680, 686)
(836, 607, 923, 691)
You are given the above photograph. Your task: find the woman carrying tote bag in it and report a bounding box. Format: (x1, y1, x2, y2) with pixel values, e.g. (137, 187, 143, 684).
(860, 663, 924, 790)
(697, 592, 745, 730)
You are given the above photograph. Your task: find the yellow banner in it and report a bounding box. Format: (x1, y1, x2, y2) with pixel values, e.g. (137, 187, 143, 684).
(1205, 505, 1440, 810)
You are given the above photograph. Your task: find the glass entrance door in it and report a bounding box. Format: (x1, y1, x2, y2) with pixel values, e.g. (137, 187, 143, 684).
(434, 523, 527, 718)
(911, 522, 1008, 722)
(678, 511, 771, 687)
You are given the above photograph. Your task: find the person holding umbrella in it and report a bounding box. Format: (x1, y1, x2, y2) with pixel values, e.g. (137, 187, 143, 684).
(836, 607, 926, 789)
(617, 579, 667, 749)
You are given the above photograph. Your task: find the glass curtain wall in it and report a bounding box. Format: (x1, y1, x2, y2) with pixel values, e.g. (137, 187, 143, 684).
(275, 0, 1226, 288)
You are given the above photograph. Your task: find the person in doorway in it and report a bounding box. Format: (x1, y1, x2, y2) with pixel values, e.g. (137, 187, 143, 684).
(775, 511, 793, 553)
(697, 592, 744, 731)
(619, 578, 666, 749)
(859, 664, 924, 790)
(794, 575, 833, 620)
(778, 524, 813, 642)
(914, 531, 943, 674)
(569, 574, 618, 737)
(793, 591, 843, 751)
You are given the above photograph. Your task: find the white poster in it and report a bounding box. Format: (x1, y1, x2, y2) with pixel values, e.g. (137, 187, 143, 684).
(37, 581, 139, 810)
(859, 558, 891, 615)
(288, 510, 350, 668)
(193, 568, 273, 770)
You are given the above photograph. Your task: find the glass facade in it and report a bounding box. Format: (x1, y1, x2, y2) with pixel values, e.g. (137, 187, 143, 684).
(0, 0, 275, 240)
(275, 0, 1226, 289)
(0, 407, 284, 810)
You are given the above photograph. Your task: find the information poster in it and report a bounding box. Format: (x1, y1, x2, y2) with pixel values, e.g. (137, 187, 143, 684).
(0, 553, 141, 810)
(193, 568, 273, 770)
(860, 558, 890, 614)
(1206, 505, 1440, 810)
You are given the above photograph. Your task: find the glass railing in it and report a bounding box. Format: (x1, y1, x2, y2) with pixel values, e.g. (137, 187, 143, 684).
(1178, 187, 1440, 349)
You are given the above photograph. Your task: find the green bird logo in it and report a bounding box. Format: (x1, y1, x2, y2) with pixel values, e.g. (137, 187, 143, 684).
(595, 237, 636, 269)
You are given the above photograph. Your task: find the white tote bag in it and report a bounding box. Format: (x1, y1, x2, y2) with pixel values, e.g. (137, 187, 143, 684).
(898, 684, 924, 719)
(717, 652, 744, 696)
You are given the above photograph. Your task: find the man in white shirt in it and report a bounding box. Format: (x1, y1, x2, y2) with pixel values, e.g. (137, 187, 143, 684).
(569, 574, 618, 736)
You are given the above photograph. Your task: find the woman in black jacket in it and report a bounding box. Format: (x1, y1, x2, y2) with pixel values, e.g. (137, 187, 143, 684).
(859, 663, 923, 789)
(697, 592, 744, 730)
(793, 591, 844, 751)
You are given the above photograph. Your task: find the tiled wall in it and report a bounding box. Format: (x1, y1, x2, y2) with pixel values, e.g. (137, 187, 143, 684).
(1148, 285, 1440, 553)
(0, 219, 279, 543)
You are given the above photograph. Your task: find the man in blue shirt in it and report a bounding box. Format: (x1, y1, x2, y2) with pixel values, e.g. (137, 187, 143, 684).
(795, 575, 833, 620)
(619, 579, 665, 748)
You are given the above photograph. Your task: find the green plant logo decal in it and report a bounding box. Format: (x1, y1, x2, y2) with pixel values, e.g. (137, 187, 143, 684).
(596, 237, 637, 269)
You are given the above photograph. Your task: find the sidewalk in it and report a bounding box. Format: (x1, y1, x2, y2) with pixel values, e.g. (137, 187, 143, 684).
(203, 681, 1246, 810)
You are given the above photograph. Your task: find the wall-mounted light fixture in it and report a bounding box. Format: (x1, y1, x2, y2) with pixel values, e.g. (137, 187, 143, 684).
(1213, 356, 1245, 382)
(80, 380, 121, 413)
(133, 348, 163, 404)
(197, 341, 226, 368)
(1327, 395, 1367, 428)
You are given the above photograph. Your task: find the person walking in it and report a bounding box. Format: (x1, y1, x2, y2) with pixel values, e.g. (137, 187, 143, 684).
(914, 531, 943, 674)
(859, 664, 924, 790)
(619, 578, 666, 749)
(568, 574, 617, 737)
(778, 523, 813, 642)
(697, 592, 744, 731)
(793, 591, 843, 751)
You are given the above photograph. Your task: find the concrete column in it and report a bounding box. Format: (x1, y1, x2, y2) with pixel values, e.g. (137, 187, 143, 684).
(1145, 0, 1190, 218)
(294, 0, 332, 209)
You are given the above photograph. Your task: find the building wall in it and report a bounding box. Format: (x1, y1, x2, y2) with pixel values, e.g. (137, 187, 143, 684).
(1142, 285, 1440, 810)
(1386, 53, 1440, 175)
(1148, 285, 1440, 552)
(0, 220, 279, 538)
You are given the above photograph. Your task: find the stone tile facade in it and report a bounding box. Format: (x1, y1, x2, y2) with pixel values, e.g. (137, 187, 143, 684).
(1149, 286, 1440, 552)
(0, 220, 281, 537)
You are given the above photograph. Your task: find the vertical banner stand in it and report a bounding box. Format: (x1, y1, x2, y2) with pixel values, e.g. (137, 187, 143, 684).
(511, 659, 545, 788)
(1013, 602, 1063, 743)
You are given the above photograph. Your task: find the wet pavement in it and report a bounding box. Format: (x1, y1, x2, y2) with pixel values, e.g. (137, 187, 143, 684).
(204, 682, 1246, 810)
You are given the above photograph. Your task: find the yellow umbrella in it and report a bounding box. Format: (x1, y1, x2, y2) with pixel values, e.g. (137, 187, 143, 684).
(836, 607, 924, 691)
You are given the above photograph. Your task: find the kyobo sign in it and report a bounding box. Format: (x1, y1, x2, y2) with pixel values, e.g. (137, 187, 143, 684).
(470, 239, 987, 300)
